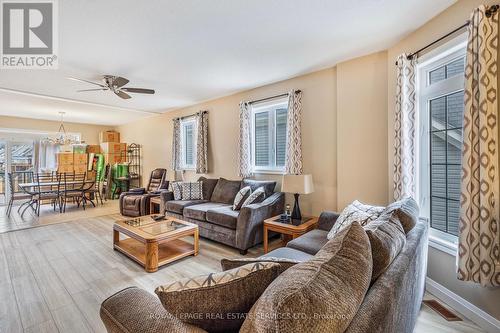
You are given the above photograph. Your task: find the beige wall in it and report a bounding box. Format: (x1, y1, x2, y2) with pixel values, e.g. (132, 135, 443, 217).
(119, 68, 338, 215)
(118, 0, 499, 322)
(0, 115, 112, 144)
(386, 0, 500, 321)
(337, 51, 389, 209)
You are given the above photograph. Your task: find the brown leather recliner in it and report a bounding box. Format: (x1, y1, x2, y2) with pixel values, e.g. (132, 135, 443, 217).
(119, 168, 169, 217)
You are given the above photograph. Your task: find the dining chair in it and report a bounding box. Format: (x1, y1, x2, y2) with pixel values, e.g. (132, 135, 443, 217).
(61, 172, 86, 212)
(33, 172, 62, 216)
(6, 171, 34, 216)
(84, 172, 103, 206)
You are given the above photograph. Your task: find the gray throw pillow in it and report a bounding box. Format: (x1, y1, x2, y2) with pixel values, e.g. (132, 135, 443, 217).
(155, 262, 281, 333)
(241, 186, 265, 207)
(233, 186, 252, 210)
(364, 214, 406, 281)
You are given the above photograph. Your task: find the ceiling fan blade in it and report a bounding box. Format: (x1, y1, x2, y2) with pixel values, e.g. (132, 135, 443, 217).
(121, 87, 155, 94)
(77, 88, 108, 92)
(115, 90, 132, 99)
(67, 77, 106, 88)
(112, 76, 129, 88)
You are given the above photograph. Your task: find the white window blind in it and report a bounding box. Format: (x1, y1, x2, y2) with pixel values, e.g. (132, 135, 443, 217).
(250, 98, 288, 173)
(181, 119, 196, 169)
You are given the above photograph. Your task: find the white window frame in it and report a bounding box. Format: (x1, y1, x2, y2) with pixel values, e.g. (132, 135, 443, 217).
(416, 33, 467, 255)
(250, 97, 288, 174)
(180, 118, 196, 170)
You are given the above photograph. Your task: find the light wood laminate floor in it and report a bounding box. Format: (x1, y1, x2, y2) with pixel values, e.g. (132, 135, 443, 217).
(0, 211, 485, 333)
(0, 200, 120, 233)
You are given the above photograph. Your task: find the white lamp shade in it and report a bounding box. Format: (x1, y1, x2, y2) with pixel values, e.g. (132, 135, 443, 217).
(281, 174, 314, 194)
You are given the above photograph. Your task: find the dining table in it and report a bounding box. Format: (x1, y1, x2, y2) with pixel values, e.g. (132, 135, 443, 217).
(18, 180, 96, 215)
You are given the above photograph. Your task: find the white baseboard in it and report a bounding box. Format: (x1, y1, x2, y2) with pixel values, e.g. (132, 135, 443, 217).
(425, 277, 500, 333)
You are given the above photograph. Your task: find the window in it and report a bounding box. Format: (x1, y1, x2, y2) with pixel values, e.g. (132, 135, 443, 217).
(180, 118, 196, 169)
(250, 98, 288, 173)
(417, 36, 467, 246)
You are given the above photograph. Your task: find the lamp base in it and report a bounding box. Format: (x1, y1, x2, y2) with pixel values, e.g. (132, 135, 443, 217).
(291, 193, 302, 221)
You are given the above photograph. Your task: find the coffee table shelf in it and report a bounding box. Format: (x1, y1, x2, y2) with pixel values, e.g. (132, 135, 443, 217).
(113, 215, 199, 272)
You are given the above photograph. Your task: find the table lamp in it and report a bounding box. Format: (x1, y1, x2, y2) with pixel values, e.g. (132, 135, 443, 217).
(281, 174, 314, 221)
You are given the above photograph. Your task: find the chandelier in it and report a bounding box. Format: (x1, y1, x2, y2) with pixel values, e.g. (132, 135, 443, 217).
(44, 112, 79, 145)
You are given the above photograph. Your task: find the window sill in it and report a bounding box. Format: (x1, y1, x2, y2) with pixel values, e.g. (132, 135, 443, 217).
(252, 169, 285, 175)
(429, 234, 458, 257)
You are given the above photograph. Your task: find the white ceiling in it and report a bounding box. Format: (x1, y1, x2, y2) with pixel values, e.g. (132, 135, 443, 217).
(0, 0, 456, 125)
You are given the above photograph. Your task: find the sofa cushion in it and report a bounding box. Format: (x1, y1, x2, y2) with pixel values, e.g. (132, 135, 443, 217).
(166, 200, 208, 214)
(184, 202, 232, 221)
(241, 179, 276, 198)
(155, 262, 281, 333)
(241, 222, 372, 333)
(206, 206, 240, 229)
(221, 247, 314, 274)
(286, 229, 329, 255)
(382, 197, 419, 234)
(210, 178, 242, 204)
(198, 177, 219, 201)
(364, 214, 406, 281)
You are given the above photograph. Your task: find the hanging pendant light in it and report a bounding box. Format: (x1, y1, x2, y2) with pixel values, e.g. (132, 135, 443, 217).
(43, 112, 79, 145)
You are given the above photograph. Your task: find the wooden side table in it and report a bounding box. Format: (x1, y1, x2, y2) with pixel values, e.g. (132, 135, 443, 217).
(150, 196, 161, 214)
(263, 215, 319, 253)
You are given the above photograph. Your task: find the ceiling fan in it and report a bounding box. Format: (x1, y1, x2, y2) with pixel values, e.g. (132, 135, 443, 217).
(68, 75, 155, 99)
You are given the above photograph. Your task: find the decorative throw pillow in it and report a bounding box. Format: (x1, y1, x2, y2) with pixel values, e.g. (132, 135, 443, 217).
(233, 186, 252, 210)
(327, 200, 384, 239)
(181, 181, 203, 200)
(381, 197, 419, 234)
(155, 262, 281, 333)
(241, 186, 265, 207)
(221, 257, 301, 274)
(241, 222, 372, 333)
(170, 182, 182, 200)
(364, 214, 406, 281)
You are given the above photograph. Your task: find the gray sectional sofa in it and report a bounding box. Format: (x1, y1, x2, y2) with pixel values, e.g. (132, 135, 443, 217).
(100, 197, 428, 333)
(159, 177, 285, 254)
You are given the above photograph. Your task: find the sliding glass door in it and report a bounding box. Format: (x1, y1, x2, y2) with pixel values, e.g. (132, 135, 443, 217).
(0, 140, 35, 206)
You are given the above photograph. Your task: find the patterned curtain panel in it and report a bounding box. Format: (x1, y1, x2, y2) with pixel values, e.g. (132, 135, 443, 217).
(238, 102, 252, 178)
(171, 118, 181, 171)
(285, 90, 303, 174)
(458, 5, 499, 287)
(196, 111, 209, 174)
(393, 54, 417, 201)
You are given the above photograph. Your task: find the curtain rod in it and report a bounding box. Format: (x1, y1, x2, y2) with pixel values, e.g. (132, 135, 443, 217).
(395, 4, 499, 65)
(248, 89, 301, 105)
(175, 110, 208, 121)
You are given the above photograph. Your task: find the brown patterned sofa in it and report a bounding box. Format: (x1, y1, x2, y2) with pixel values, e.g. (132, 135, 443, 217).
(100, 198, 427, 333)
(159, 177, 285, 255)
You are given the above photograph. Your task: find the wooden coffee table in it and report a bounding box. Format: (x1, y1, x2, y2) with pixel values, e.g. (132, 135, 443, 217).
(113, 215, 199, 272)
(263, 215, 319, 253)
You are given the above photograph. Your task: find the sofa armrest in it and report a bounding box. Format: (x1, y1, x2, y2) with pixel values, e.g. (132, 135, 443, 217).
(236, 192, 285, 251)
(100, 287, 206, 333)
(159, 191, 175, 214)
(317, 211, 340, 231)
